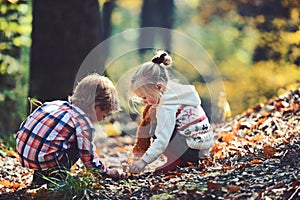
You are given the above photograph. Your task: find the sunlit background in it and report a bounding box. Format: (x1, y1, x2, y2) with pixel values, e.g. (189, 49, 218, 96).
(1, 0, 300, 140)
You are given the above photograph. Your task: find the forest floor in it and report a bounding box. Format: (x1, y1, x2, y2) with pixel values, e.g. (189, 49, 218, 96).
(0, 87, 299, 199)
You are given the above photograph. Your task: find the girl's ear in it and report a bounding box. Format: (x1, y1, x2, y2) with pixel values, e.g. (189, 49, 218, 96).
(156, 82, 165, 92)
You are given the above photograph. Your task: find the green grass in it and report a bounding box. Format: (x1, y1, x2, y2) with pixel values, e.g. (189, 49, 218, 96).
(42, 168, 108, 200)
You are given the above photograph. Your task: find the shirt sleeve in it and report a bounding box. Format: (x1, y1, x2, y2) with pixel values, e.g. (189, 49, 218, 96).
(76, 126, 107, 173)
(141, 106, 178, 164)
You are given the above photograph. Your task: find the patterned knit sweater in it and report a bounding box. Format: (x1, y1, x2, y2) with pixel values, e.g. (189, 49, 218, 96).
(141, 81, 214, 164)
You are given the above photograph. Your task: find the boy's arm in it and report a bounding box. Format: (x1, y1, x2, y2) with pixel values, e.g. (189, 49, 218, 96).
(76, 129, 120, 179)
(76, 128, 107, 173)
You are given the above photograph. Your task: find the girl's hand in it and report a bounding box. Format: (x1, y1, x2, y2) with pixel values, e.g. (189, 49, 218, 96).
(106, 169, 120, 180)
(129, 159, 147, 174)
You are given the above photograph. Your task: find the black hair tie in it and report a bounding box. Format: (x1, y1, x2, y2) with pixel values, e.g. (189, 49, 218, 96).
(152, 53, 167, 64)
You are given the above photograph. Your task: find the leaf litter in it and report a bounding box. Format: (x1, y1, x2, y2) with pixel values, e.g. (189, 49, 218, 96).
(0, 87, 300, 199)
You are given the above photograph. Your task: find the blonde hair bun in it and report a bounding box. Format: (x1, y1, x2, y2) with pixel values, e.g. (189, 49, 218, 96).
(151, 50, 172, 67)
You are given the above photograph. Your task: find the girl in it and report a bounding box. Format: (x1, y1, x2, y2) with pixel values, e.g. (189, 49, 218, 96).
(129, 51, 214, 173)
(16, 73, 121, 185)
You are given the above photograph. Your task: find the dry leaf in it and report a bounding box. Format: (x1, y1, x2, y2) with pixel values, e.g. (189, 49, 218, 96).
(220, 132, 235, 142)
(0, 180, 11, 188)
(207, 180, 222, 192)
(263, 145, 276, 156)
(226, 184, 240, 193)
(251, 159, 263, 164)
(6, 150, 17, 158)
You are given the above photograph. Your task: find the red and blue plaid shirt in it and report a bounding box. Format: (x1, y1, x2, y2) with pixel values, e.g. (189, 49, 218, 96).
(16, 100, 107, 172)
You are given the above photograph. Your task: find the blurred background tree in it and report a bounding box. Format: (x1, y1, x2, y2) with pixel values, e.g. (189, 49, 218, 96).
(1, 0, 300, 140)
(0, 0, 31, 139)
(192, 0, 300, 118)
(105, 0, 300, 122)
(138, 0, 174, 55)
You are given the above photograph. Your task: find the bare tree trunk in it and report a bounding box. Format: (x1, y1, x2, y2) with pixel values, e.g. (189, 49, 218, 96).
(102, 0, 115, 76)
(138, 0, 174, 55)
(29, 0, 103, 102)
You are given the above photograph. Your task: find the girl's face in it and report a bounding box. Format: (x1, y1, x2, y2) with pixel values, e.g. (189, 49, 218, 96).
(137, 92, 159, 105)
(135, 84, 164, 106)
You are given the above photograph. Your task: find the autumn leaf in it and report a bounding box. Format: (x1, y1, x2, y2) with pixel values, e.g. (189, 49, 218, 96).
(252, 134, 263, 142)
(250, 159, 263, 164)
(12, 182, 22, 190)
(275, 101, 289, 109)
(262, 111, 271, 117)
(0, 180, 11, 188)
(150, 183, 167, 192)
(6, 150, 18, 158)
(220, 132, 235, 142)
(163, 175, 177, 181)
(244, 108, 254, 116)
(93, 183, 102, 189)
(187, 187, 198, 194)
(246, 133, 263, 142)
(165, 171, 182, 176)
(263, 145, 277, 156)
(214, 149, 225, 159)
(253, 117, 267, 129)
(226, 184, 240, 193)
(207, 180, 222, 192)
(221, 165, 234, 172)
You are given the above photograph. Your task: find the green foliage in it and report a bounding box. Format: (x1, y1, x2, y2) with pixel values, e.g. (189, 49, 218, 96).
(45, 168, 106, 199)
(1, 0, 300, 133)
(0, 133, 16, 149)
(177, 0, 300, 117)
(150, 193, 175, 200)
(219, 59, 300, 115)
(0, 0, 31, 137)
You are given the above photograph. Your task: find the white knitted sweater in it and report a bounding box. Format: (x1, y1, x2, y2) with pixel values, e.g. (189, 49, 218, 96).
(141, 81, 214, 164)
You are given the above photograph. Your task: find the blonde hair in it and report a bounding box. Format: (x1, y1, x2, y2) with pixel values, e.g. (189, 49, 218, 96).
(69, 73, 120, 115)
(131, 50, 173, 93)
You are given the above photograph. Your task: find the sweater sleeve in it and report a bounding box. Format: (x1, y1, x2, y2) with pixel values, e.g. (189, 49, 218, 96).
(141, 106, 178, 164)
(76, 127, 107, 173)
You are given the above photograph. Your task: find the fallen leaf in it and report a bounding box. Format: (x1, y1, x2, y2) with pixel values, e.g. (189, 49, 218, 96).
(221, 165, 234, 172)
(226, 184, 240, 193)
(263, 145, 276, 156)
(248, 134, 263, 142)
(214, 149, 225, 159)
(251, 159, 263, 164)
(187, 187, 198, 194)
(220, 132, 235, 142)
(207, 180, 221, 192)
(6, 150, 18, 158)
(0, 180, 11, 188)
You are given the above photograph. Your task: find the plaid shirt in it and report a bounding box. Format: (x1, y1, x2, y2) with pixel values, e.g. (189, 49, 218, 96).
(16, 100, 107, 172)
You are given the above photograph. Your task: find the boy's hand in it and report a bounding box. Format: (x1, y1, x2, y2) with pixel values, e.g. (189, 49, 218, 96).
(106, 169, 120, 179)
(129, 159, 147, 174)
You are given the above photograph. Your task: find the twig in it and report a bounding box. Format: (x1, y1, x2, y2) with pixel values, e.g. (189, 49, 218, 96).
(288, 186, 300, 200)
(281, 149, 288, 159)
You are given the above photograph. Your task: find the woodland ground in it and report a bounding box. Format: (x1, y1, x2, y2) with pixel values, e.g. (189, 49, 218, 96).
(0, 87, 299, 199)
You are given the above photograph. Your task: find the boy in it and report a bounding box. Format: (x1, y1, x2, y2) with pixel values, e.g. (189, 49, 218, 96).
(16, 73, 120, 185)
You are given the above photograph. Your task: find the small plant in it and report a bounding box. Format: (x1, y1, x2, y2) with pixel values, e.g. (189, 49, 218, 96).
(43, 168, 106, 200)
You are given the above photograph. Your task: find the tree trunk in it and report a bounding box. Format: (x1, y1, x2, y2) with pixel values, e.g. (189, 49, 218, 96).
(138, 0, 174, 55)
(101, 0, 115, 76)
(29, 0, 103, 102)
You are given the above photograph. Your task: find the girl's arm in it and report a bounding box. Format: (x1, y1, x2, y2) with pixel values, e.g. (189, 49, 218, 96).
(141, 106, 178, 164)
